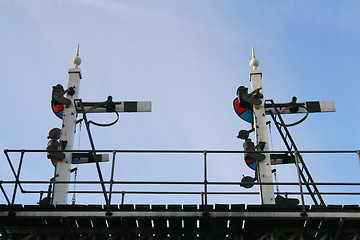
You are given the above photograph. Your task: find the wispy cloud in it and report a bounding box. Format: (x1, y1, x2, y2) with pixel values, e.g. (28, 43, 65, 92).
(73, 0, 242, 44)
(76, 0, 137, 15)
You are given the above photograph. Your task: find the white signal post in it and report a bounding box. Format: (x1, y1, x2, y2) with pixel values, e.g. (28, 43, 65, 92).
(52, 45, 82, 205)
(249, 48, 275, 204)
(51, 46, 151, 205)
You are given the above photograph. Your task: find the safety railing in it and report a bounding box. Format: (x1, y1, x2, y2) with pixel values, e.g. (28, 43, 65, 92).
(1, 149, 359, 213)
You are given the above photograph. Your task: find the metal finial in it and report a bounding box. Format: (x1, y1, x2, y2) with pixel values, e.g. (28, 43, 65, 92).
(76, 44, 80, 56)
(249, 47, 259, 70)
(72, 44, 82, 68)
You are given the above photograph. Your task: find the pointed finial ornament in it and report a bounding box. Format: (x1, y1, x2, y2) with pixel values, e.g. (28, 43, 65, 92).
(71, 44, 82, 68)
(249, 47, 259, 70)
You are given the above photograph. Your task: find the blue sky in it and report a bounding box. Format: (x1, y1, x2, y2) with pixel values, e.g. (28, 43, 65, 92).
(0, 0, 359, 206)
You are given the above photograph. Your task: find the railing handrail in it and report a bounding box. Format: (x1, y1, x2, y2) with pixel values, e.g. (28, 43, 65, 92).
(2, 149, 359, 209)
(4, 149, 360, 153)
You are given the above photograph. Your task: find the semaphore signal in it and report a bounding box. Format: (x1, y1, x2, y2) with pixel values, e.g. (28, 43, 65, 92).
(234, 47, 335, 205)
(48, 45, 152, 205)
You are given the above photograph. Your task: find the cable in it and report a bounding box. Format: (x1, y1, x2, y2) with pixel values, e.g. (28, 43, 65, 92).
(76, 97, 119, 127)
(71, 120, 82, 205)
(269, 122, 280, 195)
(77, 120, 82, 149)
(268, 122, 274, 151)
(88, 111, 119, 127)
(277, 105, 309, 127)
(71, 168, 77, 205)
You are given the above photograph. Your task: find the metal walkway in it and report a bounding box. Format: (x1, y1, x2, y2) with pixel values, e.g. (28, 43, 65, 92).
(1, 204, 360, 240)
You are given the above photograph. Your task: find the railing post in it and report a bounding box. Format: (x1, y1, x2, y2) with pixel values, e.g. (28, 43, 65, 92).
(4, 150, 25, 193)
(121, 191, 125, 205)
(11, 150, 25, 206)
(107, 150, 117, 215)
(203, 151, 208, 208)
(294, 151, 307, 216)
(0, 181, 10, 205)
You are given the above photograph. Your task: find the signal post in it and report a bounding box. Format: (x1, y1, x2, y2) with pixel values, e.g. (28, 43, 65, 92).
(52, 48, 82, 205)
(248, 49, 275, 204)
(50, 46, 151, 205)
